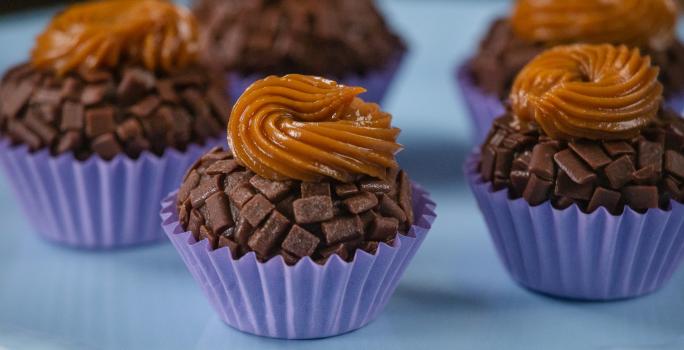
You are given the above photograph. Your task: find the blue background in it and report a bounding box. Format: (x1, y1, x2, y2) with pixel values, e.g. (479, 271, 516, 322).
(1, 1, 684, 349)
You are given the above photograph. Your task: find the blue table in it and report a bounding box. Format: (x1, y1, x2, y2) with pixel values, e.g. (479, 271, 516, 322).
(1, 1, 683, 349)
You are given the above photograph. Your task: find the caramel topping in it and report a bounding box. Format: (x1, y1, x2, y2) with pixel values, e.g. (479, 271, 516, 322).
(32, 0, 198, 75)
(510, 44, 662, 141)
(511, 0, 677, 50)
(228, 75, 402, 182)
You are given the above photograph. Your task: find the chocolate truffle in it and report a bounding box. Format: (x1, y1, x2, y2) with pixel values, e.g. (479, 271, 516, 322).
(193, 0, 405, 77)
(0, 0, 229, 160)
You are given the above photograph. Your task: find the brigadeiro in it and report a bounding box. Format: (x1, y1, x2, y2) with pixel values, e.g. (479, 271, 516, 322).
(467, 44, 684, 300)
(193, 0, 406, 103)
(457, 0, 684, 142)
(0, 0, 229, 248)
(161, 75, 435, 338)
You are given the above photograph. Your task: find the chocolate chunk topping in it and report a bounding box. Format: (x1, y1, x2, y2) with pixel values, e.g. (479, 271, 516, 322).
(177, 147, 414, 265)
(479, 113, 684, 213)
(0, 63, 227, 160)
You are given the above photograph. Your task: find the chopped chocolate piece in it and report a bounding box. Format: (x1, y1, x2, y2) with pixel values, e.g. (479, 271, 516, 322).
(199, 225, 218, 249)
(480, 145, 496, 181)
(398, 171, 414, 225)
(622, 186, 659, 210)
(665, 177, 683, 201)
(218, 235, 240, 258)
(361, 241, 380, 254)
(318, 243, 350, 262)
(178, 170, 200, 203)
(249, 175, 292, 201)
(368, 216, 399, 241)
(24, 111, 57, 144)
(2, 79, 34, 117)
(206, 159, 239, 176)
(85, 107, 116, 138)
(205, 192, 234, 234)
(522, 174, 552, 206)
(633, 166, 659, 185)
(529, 143, 556, 180)
(188, 209, 204, 238)
(208, 87, 231, 120)
(343, 191, 379, 214)
(322, 216, 362, 245)
(91, 133, 122, 160)
(552, 196, 574, 210)
(157, 79, 178, 102)
(228, 184, 255, 208)
(129, 95, 160, 117)
(282, 225, 320, 257)
(189, 175, 221, 208)
(233, 217, 253, 247)
(276, 195, 297, 218)
(31, 88, 61, 105)
(638, 140, 663, 172)
(494, 148, 513, 179)
(378, 194, 407, 222)
(569, 141, 611, 170)
(603, 141, 634, 157)
(605, 155, 636, 189)
(509, 170, 530, 197)
(301, 182, 331, 198)
(60, 101, 84, 131)
(279, 249, 300, 265)
(81, 84, 110, 105)
(225, 171, 253, 192)
(512, 151, 532, 171)
(665, 150, 684, 180)
(247, 210, 290, 256)
(554, 171, 595, 200)
(241, 194, 275, 227)
(116, 119, 144, 141)
(55, 131, 82, 154)
(117, 68, 155, 104)
(335, 183, 359, 197)
(554, 149, 596, 184)
(293, 195, 334, 224)
(586, 187, 621, 214)
(359, 179, 392, 193)
(7, 121, 41, 150)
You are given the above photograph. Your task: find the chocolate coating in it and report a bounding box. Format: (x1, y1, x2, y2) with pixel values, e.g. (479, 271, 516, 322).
(479, 108, 684, 214)
(176, 147, 414, 265)
(193, 0, 405, 77)
(0, 64, 229, 159)
(468, 19, 684, 99)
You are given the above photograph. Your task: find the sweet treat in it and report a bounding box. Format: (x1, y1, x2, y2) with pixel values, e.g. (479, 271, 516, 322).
(467, 44, 684, 300)
(192, 0, 406, 102)
(0, 0, 228, 160)
(177, 75, 412, 264)
(0, 0, 228, 248)
(162, 75, 434, 338)
(459, 0, 684, 141)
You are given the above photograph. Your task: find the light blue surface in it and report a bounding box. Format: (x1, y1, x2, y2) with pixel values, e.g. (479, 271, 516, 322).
(1, 1, 684, 349)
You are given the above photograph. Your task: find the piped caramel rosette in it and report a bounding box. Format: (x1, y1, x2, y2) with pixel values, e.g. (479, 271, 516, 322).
(511, 0, 677, 50)
(32, 0, 198, 75)
(228, 74, 402, 182)
(510, 44, 662, 141)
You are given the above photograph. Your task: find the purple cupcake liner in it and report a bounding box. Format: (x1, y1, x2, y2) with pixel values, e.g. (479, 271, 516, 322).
(455, 63, 506, 144)
(465, 153, 684, 300)
(160, 183, 435, 339)
(227, 51, 406, 104)
(0, 136, 224, 249)
(666, 91, 684, 113)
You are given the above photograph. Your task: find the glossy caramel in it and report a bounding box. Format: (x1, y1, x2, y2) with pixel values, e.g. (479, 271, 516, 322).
(510, 44, 662, 141)
(32, 0, 198, 75)
(228, 75, 402, 182)
(511, 0, 677, 50)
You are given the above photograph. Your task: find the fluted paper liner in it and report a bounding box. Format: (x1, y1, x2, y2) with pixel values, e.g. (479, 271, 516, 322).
(228, 52, 405, 104)
(160, 183, 435, 339)
(0, 137, 223, 249)
(466, 153, 684, 300)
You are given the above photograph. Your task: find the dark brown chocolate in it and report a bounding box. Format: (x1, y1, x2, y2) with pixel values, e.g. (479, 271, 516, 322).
(468, 18, 684, 98)
(479, 109, 684, 214)
(0, 63, 228, 160)
(177, 147, 414, 265)
(193, 0, 405, 77)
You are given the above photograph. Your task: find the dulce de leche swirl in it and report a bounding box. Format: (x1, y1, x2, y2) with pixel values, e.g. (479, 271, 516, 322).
(228, 75, 402, 182)
(511, 0, 677, 50)
(510, 44, 662, 141)
(32, 0, 198, 75)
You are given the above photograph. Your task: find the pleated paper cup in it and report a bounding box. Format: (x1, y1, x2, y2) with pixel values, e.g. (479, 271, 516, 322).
(227, 51, 405, 104)
(666, 91, 684, 114)
(465, 153, 684, 301)
(160, 183, 435, 339)
(455, 63, 506, 144)
(0, 137, 223, 249)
